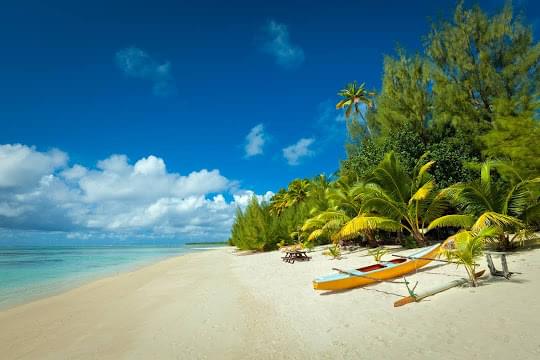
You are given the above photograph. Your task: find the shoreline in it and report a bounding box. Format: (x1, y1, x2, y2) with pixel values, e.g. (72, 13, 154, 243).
(1, 246, 539, 359)
(0, 246, 209, 311)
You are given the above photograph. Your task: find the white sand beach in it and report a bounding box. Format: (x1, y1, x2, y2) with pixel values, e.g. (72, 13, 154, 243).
(1, 246, 539, 359)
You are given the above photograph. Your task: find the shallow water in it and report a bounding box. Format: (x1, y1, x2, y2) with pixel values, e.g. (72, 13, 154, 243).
(0, 245, 209, 310)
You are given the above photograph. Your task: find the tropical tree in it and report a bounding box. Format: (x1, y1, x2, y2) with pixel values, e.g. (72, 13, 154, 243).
(428, 161, 540, 250)
(269, 189, 288, 216)
(336, 152, 449, 247)
(442, 227, 497, 287)
(372, 51, 432, 139)
(335, 81, 375, 120)
(269, 178, 311, 216)
(300, 181, 359, 243)
(427, 1, 539, 149)
(284, 179, 310, 208)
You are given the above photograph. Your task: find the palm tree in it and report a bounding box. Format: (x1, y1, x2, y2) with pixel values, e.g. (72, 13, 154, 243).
(428, 161, 540, 250)
(335, 152, 449, 247)
(442, 227, 497, 287)
(335, 81, 375, 119)
(285, 179, 311, 208)
(307, 174, 331, 212)
(269, 189, 288, 216)
(269, 179, 312, 216)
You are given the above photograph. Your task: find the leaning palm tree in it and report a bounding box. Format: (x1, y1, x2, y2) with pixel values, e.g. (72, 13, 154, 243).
(428, 161, 540, 250)
(335, 81, 375, 119)
(269, 189, 288, 216)
(335, 152, 449, 247)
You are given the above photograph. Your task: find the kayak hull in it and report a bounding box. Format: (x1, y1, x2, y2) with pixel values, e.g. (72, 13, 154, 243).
(313, 243, 441, 291)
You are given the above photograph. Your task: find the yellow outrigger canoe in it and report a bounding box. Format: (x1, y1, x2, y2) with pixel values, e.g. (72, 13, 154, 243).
(313, 242, 443, 291)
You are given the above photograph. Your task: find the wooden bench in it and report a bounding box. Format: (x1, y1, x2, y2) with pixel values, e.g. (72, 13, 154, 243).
(281, 250, 312, 264)
(485, 251, 515, 279)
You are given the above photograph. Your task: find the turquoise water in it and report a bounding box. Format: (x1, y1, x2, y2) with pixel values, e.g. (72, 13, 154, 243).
(0, 245, 210, 310)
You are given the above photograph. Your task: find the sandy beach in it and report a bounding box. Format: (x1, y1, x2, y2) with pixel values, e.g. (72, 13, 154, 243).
(1, 246, 540, 359)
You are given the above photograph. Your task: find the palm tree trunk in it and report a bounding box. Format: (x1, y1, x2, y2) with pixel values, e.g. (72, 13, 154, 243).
(465, 265, 478, 287)
(365, 230, 378, 248)
(357, 110, 372, 136)
(499, 233, 510, 251)
(409, 226, 426, 247)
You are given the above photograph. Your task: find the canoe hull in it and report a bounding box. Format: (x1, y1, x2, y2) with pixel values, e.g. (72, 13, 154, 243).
(313, 243, 441, 291)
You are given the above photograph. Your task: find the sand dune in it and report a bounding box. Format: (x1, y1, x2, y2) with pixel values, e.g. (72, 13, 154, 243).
(1, 246, 539, 359)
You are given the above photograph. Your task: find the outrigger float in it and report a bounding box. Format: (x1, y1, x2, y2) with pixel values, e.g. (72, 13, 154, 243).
(313, 242, 443, 291)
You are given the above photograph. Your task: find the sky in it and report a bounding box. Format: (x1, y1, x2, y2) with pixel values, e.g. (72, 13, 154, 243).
(0, 0, 538, 245)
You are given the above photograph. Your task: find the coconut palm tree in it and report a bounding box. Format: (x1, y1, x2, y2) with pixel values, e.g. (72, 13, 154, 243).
(428, 161, 540, 250)
(285, 179, 311, 208)
(335, 152, 449, 247)
(302, 179, 403, 247)
(269, 189, 288, 216)
(335, 81, 375, 119)
(269, 179, 312, 216)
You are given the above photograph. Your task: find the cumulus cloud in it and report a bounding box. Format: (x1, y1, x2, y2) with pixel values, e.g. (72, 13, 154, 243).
(232, 190, 274, 208)
(0, 144, 270, 242)
(282, 138, 315, 166)
(0, 144, 67, 189)
(244, 124, 266, 157)
(262, 20, 305, 69)
(115, 47, 176, 96)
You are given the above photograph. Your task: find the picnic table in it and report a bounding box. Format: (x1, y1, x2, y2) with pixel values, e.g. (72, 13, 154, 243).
(281, 250, 312, 264)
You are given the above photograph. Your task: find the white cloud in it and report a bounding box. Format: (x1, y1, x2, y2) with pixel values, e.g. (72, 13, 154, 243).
(244, 124, 266, 157)
(282, 138, 315, 166)
(0, 144, 67, 189)
(232, 190, 274, 208)
(115, 47, 176, 96)
(0, 144, 270, 242)
(262, 20, 305, 69)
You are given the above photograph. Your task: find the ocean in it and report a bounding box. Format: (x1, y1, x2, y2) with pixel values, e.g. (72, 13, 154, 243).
(0, 245, 215, 310)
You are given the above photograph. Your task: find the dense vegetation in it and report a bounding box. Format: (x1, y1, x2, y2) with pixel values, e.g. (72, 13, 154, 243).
(229, 2, 540, 252)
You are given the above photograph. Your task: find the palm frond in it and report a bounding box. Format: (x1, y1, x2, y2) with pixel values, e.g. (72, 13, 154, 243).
(410, 180, 435, 203)
(417, 160, 435, 180)
(307, 229, 325, 241)
(471, 211, 524, 232)
(336, 215, 401, 241)
(427, 214, 475, 230)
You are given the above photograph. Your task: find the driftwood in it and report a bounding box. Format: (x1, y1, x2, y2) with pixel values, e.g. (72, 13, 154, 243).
(394, 270, 486, 307)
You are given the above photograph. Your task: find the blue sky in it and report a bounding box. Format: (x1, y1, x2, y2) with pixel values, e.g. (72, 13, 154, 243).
(0, 0, 538, 244)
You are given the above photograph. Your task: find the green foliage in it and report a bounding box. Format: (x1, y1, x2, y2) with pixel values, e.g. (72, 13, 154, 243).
(429, 161, 540, 250)
(322, 244, 342, 259)
(229, 197, 310, 251)
(337, 152, 449, 247)
(367, 247, 389, 262)
(442, 227, 496, 286)
(427, 135, 479, 188)
(372, 51, 431, 138)
(428, 2, 539, 146)
(402, 236, 418, 249)
(482, 98, 540, 177)
(341, 126, 426, 181)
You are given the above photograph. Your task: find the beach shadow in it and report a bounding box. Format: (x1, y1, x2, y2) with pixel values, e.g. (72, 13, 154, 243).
(480, 276, 530, 285)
